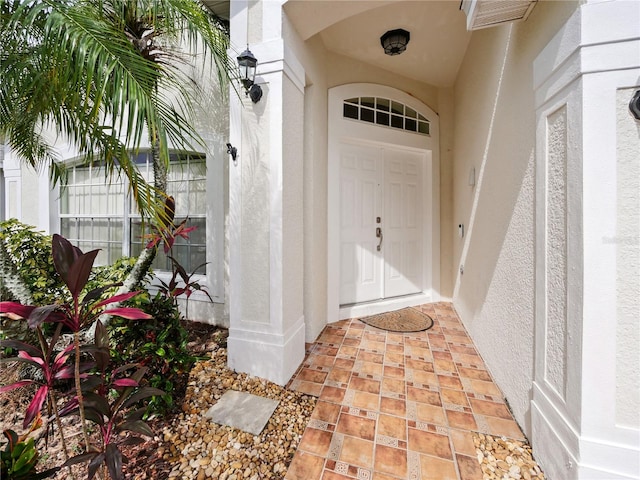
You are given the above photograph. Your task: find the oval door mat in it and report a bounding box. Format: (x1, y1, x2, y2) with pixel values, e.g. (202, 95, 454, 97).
(359, 307, 434, 332)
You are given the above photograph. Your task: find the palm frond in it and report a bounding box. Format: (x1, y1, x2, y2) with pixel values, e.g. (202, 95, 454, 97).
(1, 0, 233, 225)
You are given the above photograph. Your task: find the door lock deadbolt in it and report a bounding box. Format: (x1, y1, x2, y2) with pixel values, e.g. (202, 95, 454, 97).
(376, 227, 383, 251)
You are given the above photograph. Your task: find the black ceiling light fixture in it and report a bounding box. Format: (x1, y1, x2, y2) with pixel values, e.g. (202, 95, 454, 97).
(380, 28, 410, 56)
(237, 47, 263, 103)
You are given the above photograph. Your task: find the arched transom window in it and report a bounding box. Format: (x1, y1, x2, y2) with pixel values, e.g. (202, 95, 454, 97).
(343, 97, 430, 135)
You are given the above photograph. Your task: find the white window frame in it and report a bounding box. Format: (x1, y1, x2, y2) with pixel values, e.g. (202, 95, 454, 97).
(129, 152, 208, 276)
(56, 149, 224, 304)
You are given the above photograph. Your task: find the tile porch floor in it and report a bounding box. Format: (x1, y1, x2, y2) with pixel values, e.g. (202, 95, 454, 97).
(286, 302, 526, 480)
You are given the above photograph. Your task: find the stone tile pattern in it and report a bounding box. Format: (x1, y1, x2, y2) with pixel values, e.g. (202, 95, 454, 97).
(286, 302, 526, 480)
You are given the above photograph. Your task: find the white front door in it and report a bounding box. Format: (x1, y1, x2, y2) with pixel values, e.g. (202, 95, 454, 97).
(339, 142, 424, 305)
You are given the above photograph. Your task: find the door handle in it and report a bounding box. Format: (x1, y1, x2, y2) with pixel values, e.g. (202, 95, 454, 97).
(376, 227, 383, 251)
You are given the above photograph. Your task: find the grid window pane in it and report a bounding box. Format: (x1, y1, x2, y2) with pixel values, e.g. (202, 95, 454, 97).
(376, 98, 390, 112)
(344, 103, 358, 119)
(190, 179, 207, 212)
(94, 219, 109, 241)
(361, 97, 375, 109)
(78, 186, 90, 215)
(95, 246, 109, 265)
(78, 218, 93, 240)
(191, 247, 207, 274)
(108, 183, 125, 215)
(61, 218, 74, 238)
(172, 245, 190, 271)
(170, 181, 189, 216)
(361, 108, 374, 123)
(342, 97, 430, 136)
(376, 111, 390, 126)
(60, 151, 207, 273)
(60, 187, 72, 214)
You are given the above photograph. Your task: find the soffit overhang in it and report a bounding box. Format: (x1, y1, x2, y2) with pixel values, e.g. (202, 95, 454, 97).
(285, 0, 472, 88)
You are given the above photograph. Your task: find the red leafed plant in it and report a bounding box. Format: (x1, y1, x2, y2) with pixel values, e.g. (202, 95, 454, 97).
(144, 196, 197, 254)
(143, 197, 212, 319)
(0, 333, 91, 429)
(0, 234, 155, 479)
(57, 321, 163, 480)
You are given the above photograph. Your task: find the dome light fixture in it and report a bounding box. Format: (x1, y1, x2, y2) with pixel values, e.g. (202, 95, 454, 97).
(380, 29, 410, 56)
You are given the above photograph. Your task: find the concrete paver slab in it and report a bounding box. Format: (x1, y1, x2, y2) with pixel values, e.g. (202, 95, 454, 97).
(204, 390, 279, 435)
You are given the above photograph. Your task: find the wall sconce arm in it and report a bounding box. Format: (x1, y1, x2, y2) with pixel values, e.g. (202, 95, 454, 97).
(226, 143, 237, 164)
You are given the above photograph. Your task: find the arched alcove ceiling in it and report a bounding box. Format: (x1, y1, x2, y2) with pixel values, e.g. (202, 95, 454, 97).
(284, 0, 472, 87)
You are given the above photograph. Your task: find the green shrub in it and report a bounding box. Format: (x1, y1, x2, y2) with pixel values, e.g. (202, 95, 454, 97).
(86, 256, 143, 296)
(108, 292, 197, 416)
(0, 219, 62, 304)
(1, 429, 58, 479)
(0, 220, 58, 343)
(0, 220, 142, 305)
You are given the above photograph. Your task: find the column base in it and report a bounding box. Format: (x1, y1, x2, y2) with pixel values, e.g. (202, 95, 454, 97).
(532, 383, 640, 480)
(532, 390, 580, 480)
(227, 316, 306, 386)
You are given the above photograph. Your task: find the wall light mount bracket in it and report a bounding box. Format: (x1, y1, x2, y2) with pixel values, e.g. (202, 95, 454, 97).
(630, 89, 640, 121)
(226, 143, 237, 164)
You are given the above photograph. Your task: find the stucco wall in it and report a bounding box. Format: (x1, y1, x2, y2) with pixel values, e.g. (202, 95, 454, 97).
(615, 87, 640, 429)
(451, 0, 579, 437)
(283, 17, 330, 343)
(282, 73, 305, 336)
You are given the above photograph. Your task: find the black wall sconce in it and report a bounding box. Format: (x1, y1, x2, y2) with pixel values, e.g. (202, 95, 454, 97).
(226, 143, 237, 164)
(237, 47, 263, 103)
(630, 89, 640, 121)
(380, 29, 410, 56)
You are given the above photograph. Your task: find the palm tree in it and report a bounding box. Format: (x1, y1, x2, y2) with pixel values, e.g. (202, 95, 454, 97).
(1, 0, 234, 295)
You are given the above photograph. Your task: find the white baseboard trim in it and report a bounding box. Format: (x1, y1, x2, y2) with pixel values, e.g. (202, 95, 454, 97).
(577, 436, 640, 479)
(338, 292, 434, 321)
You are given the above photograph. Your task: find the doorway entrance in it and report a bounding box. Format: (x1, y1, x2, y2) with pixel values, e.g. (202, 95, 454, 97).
(339, 142, 425, 305)
(328, 83, 440, 322)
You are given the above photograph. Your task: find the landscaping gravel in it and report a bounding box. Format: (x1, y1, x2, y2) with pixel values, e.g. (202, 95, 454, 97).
(160, 348, 316, 479)
(474, 432, 545, 480)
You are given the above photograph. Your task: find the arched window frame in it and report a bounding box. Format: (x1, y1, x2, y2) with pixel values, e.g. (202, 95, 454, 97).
(342, 97, 431, 136)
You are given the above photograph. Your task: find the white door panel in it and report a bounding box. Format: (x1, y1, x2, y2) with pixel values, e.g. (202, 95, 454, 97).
(383, 149, 423, 298)
(339, 142, 424, 305)
(339, 144, 383, 304)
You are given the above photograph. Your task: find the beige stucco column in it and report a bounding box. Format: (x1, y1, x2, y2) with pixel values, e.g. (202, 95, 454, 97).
(532, 1, 640, 478)
(226, 0, 306, 385)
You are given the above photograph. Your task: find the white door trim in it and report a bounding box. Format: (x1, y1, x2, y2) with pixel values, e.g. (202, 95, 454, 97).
(327, 83, 440, 323)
